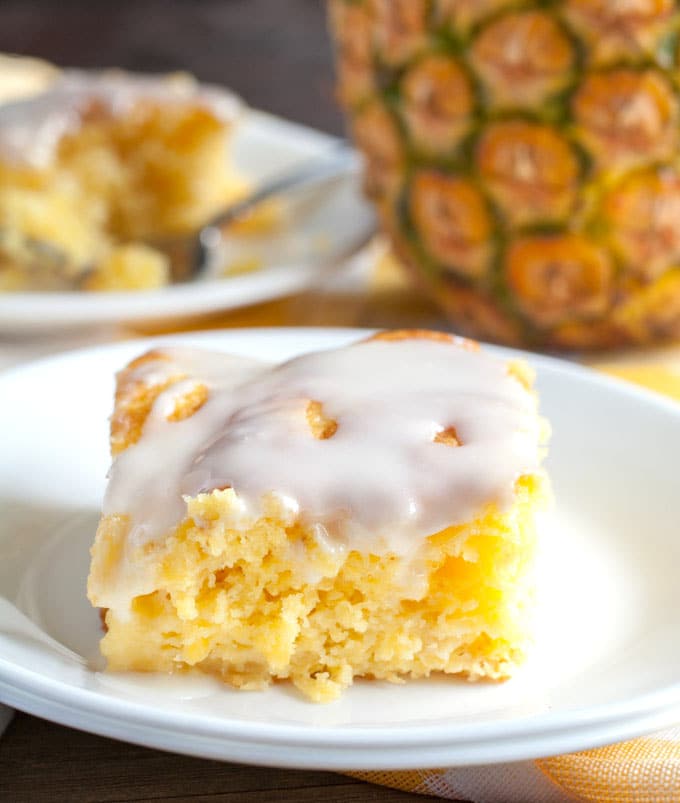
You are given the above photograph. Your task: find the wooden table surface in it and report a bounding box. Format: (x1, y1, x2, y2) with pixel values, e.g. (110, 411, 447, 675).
(0, 2, 448, 801)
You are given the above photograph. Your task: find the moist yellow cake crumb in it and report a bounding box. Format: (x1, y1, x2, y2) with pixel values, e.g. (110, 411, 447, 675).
(88, 330, 550, 702)
(92, 477, 544, 702)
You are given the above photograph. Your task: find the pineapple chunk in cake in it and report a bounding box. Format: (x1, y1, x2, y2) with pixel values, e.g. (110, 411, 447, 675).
(88, 330, 549, 702)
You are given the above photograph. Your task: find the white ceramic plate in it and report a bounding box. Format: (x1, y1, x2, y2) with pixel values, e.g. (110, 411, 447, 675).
(2, 328, 680, 770)
(0, 112, 363, 334)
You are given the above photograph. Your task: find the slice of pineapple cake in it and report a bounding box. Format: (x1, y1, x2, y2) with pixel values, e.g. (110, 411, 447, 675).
(88, 330, 549, 702)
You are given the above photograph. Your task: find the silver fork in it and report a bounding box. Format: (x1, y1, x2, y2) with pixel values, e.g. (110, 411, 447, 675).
(0, 144, 376, 290)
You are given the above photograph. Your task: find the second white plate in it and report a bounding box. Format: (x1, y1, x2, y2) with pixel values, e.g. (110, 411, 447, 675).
(1, 328, 680, 769)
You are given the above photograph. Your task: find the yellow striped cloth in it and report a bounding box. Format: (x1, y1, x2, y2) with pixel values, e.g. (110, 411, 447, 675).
(352, 364, 680, 802)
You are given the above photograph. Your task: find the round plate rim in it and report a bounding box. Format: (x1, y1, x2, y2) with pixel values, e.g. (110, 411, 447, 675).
(2, 326, 680, 768)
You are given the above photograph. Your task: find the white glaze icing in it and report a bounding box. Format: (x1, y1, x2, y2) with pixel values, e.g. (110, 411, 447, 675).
(100, 338, 543, 607)
(0, 69, 241, 168)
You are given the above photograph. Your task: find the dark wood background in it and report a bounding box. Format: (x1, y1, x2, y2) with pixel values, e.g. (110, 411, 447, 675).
(0, 2, 438, 801)
(0, 0, 345, 135)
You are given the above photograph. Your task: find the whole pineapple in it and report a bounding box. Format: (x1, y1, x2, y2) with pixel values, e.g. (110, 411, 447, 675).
(329, 0, 680, 348)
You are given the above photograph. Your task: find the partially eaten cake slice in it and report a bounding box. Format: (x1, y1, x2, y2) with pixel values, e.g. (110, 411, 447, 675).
(0, 67, 243, 291)
(88, 329, 549, 702)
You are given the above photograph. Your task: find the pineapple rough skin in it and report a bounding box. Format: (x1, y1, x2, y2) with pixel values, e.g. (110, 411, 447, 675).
(329, 0, 680, 349)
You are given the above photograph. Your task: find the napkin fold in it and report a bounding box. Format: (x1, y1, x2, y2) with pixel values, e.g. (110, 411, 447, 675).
(353, 729, 680, 803)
